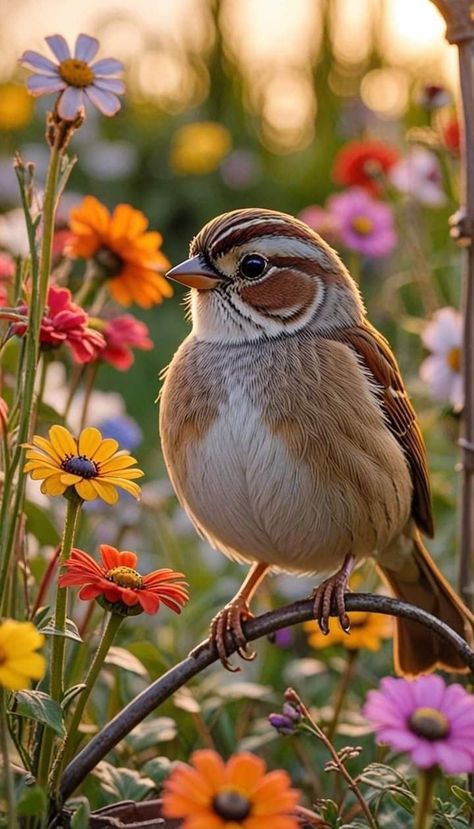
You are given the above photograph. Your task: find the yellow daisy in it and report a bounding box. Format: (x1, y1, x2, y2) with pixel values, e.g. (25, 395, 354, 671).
(304, 611, 392, 652)
(0, 619, 46, 691)
(24, 425, 143, 504)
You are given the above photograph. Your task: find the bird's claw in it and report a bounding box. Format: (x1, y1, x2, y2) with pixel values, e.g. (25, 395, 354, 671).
(209, 598, 255, 671)
(311, 555, 354, 635)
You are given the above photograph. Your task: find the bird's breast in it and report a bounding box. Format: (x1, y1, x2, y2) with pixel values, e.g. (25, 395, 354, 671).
(159, 333, 412, 573)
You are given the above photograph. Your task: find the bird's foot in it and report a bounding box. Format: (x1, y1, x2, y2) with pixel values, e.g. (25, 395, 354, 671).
(209, 597, 256, 672)
(311, 554, 355, 635)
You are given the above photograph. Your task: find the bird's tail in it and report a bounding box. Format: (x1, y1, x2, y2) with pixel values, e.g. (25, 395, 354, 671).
(377, 531, 474, 676)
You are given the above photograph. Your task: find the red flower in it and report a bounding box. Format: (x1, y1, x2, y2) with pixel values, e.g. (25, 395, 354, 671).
(97, 314, 153, 371)
(332, 140, 399, 196)
(0, 253, 14, 307)
(59, 545, 189, 616)
(13, 285, 105, 364)
(442, 116, 461, 154)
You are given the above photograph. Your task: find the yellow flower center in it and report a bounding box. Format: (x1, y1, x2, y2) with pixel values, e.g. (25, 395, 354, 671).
(409, 707, 450, 740)
(61, 455, 98, 479)
(446, 346, 461, 373)
(351, 215, 374, 236)
(213, 790, 251, 821)
(59, 58, 94, 88)
(106, 566, 143, 589)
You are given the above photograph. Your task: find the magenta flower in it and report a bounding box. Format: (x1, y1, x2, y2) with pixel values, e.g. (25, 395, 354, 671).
(19, 34, 124, 120)
(363, 675, 474, 774)
(327, 188, 396, 258)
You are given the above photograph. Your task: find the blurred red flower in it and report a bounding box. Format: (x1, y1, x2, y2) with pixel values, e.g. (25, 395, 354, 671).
(59, 545, 189, 616)
(97, 314, 153, 370)
(332, 140, 399, 196)
(442, 116, 461, 155)
(13, 285, 105, 364)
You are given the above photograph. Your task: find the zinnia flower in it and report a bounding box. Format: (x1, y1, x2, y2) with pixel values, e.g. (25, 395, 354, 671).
(161, 749, 300, 829)
(304, 611, 392, 652)
(327, 188, 396, 258)
(24, 425, 143, 503)
(0, 619, 46, 691)
(12, 285, 105, 364)
(19, 33, 124, 120)
(67, 196, 172, 308)
(332, 140, 399, 196)
(390, 148, 446, 206)
(59, 545, 188, 616)
(94, 314, 153, 370)
(420, 306, 463, 411)
(363, 675, 474, 774)
(170, 122, 232, 175)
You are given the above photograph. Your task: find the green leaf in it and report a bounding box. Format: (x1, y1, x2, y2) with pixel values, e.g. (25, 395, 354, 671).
(105, 646, 149, 676)
(126, 717, 177, 751)
(16, 784, 48, 817)
(61, 684, 87, 712)
(39, 617, 83, 643)
(23, 500, 60, 546)
(93, 762, 155, 800)
(36, 400, 65, 425)
(141, 757, 172, 788)
(12, 690, 65, 736)
(69, 798, 91, 829)
(452, 785, 474, 809)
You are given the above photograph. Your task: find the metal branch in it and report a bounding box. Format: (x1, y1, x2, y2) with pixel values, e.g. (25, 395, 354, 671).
(59, 593, 474, 804)
(429, 0, 474, 605)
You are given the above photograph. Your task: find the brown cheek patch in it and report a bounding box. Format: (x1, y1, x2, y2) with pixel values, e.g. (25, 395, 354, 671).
(240, 270, 317, 314)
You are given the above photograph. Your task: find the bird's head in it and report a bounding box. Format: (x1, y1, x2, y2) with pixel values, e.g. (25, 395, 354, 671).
(166, 208, 365, 343)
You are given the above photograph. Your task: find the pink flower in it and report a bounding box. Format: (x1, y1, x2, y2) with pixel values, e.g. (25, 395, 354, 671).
(298, 205, 342, 246)
(420, 307, 463, 411)
(390, 148, 446, 207)
(97, 314, 153, 370)
(0, 252, 15, 307)
(363, 675, 474, 774)
(13, 285, 105, 364)
(327, 188, 396, 258)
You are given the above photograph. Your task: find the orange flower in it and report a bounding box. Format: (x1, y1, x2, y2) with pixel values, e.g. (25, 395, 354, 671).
(59, 544, 189, 616)
(67, 196, 172, 308)
(161, 749, 300, 829)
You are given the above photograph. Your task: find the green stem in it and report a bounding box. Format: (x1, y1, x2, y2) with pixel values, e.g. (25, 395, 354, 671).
(415, 768, 436, 829)
(0, 688, 17, 829)
(326, 650, 358, 743)
(53, 613, 122, 786)
(38, 139, 62, 309)
(36, 495, 82, 788)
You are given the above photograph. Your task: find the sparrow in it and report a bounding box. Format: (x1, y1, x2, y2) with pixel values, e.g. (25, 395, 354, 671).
(159, 207, 474, 674)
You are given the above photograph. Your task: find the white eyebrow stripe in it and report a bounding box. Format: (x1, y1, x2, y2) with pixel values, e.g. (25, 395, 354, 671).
(215, 234, 329, 264)
(209, 216, 291, 253)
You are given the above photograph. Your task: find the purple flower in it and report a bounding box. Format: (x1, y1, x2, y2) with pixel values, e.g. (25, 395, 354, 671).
(363, 675, 474, 774)
(19, 34, 124, 120)
(326, 188, 396, 258)
(269, 701, 302, 736)
(96, 415, 143, 452)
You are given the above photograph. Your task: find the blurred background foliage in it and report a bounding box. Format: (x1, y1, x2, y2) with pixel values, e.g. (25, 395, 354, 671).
(0, 0, 469, 816)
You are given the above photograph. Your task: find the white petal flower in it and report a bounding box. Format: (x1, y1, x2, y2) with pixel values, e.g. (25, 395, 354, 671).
(420, 307, 463, 411)
(390, 148, 446, 207)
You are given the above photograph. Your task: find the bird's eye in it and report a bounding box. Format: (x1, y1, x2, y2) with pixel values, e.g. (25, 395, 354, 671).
(239, 254, 267, 280)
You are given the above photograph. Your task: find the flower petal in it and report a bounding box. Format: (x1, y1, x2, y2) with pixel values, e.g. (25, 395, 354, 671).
(58, 86, 84, 120)
(75, 479, 97, 500)
(46, 34, 71, 62)
(92, 438, 119, 463)
(19, 50, 58, 74)
(41, 476, 66, 496)
(91, 57, 124, 77)
(74, 33, 99, 62)
(100, 545, 123, 569)
(26, 75, 66, 96)
(32, 435, 62, 461)
(93, 78, 125, 95)
(78, 426, 102, 458)
(49, 425, 77, 458)
(84, 85, 121, 116)
(89, 479, 119, 504)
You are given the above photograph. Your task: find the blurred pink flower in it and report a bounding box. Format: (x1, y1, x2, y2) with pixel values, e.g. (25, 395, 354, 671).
(96, 314, 153, 371)
(0, 252, 14, 307)
(19, 33, 124, 120)
(326, 188, 396, 258)
(13, 285, 105, 364)
(420, 306, 463, 411)
(363, 675, 474, 774)
(390, 148, 446, 206)
(298, 205, 342, 246)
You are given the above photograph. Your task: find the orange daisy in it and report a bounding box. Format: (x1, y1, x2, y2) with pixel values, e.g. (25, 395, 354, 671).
(67, 196, 173, 308)
(59, 545, 189, 616)
(161, 749, 300, 829)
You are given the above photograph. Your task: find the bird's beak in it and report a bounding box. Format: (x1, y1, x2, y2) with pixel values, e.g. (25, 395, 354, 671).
(166, 255, 222, 290)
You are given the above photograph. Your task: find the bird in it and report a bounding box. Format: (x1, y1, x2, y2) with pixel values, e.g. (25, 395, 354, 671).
(159, 206, 474, 675)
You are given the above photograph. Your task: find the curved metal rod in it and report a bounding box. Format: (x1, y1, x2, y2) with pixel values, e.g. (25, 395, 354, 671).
(59, 593, 474, 803)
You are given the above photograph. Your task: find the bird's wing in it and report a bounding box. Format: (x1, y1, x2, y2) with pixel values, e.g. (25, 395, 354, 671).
(331, 321, 434, 537)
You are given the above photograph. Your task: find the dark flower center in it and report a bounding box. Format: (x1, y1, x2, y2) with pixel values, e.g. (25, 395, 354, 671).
(61, 455, 98, 478)
(94, 246, 124, 279)
(213, 790, 251, 822)
(106, 566, 143, 589)
(409, 707, 450, 740)
(59, 58, 94, 88)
